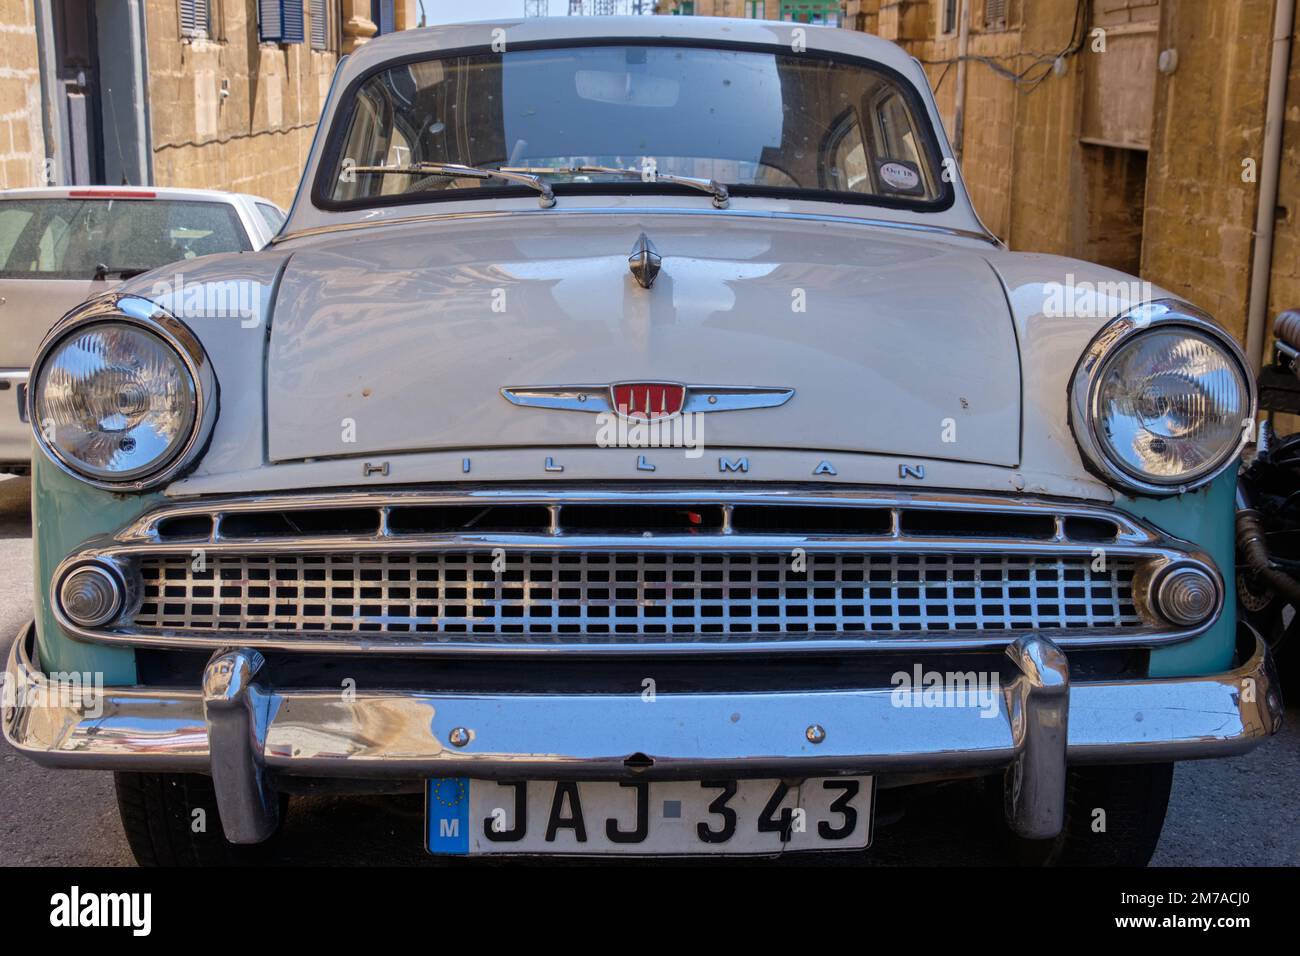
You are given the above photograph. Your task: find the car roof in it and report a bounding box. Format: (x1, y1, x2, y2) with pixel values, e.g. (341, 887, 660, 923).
(343, 15, 921, 79)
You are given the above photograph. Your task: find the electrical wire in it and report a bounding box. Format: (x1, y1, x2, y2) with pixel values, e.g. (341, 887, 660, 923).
(917, 0, 1091, 93)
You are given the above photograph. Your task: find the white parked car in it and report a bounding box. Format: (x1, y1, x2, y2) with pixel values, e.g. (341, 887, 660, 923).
(3, 18, 1283, 866)
(0, 186, 285, 472)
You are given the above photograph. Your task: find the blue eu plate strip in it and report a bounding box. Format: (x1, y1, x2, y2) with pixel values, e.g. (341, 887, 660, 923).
(426, 778, 470, 854)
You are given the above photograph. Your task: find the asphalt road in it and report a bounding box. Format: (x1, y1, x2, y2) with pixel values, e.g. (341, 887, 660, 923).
(0, 472, 1296, 866)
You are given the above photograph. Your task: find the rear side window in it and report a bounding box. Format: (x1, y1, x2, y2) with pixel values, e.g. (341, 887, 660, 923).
(255, 202, 286, 234)
(0, 198, 250, 279)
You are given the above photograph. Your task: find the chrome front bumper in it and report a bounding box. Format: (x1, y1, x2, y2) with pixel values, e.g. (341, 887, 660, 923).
(3, 622, 1284, 844)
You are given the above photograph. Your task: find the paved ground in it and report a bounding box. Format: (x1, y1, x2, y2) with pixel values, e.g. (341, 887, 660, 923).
(0, 472, 1296, 866)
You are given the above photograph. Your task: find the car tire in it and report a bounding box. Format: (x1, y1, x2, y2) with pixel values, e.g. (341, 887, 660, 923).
(1005, 763, 1174, 866)
(114, 772, 285, 867)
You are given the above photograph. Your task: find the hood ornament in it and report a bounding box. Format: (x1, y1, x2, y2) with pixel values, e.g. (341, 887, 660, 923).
(628, 233, 662, 289)
(501, 382, 795, 421)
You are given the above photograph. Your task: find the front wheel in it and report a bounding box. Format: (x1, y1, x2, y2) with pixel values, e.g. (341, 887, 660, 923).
(1002, 763, 1174, 866)
(114, 772, 284, 866)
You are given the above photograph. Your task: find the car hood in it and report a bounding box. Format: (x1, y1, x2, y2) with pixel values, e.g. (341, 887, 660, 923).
(265, 214, 1020, 466)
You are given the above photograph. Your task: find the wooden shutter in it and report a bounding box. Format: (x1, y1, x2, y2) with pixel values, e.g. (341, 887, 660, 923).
(310, 0, 329, 50)
(374, 0, 395, 35)
(258, 0, 282, 41)
(282, 0, 305, 43)
(259, 0, 304, 44)
(179, 0, 210, 38)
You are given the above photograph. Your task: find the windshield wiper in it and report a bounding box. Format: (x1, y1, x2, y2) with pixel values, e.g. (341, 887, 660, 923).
(93, 264, 149, 280)
(502, 165, 730, 209)
(347, 161, 556, 208)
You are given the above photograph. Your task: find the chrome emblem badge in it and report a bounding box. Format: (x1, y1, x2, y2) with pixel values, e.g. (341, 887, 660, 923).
(611, 382, 686, 421)
(501, 382, 794, 420)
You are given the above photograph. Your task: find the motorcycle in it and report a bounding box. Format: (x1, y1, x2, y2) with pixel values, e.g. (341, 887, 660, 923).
(1237, 309, 1300, 688)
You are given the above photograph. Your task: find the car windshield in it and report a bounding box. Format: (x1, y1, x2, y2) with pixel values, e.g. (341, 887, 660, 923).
(0, 198, 250, 279)
(324, 44, 948, 208)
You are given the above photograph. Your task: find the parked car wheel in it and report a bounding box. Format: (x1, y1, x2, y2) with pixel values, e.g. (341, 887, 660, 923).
(114, 772, 284, 867)
(1000, 763, 1174, 866)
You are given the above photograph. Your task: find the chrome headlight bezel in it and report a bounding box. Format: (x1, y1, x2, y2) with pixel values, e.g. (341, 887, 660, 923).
(1069, 299, 1255, 496)
(27, 294, 218, 492)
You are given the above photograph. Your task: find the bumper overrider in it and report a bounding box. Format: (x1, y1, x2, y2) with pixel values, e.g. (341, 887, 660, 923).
(3, 621, 1283, 845)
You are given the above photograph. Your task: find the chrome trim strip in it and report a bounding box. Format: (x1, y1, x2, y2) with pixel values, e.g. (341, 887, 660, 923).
(1068, 300, 1257, 497)
(53, 487, 1222, 654)
(118, 486, 1157, 543)
(270, 206, 1001, 247)
(5, 620, 1283, 780)
(26, 294, 218, 492)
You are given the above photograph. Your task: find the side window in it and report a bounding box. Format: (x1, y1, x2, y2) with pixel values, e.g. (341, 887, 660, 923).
(256, 203, 286, 233)
(875, 92, 924, 168)
(37, 212, 77, 271)
(0, 209, 34, 269)
(826, 114, 871, 194)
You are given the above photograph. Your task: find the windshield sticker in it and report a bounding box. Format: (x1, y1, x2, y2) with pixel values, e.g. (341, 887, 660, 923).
(878, 160, 924, 195)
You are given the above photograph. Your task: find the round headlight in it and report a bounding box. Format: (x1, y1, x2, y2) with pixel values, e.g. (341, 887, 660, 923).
(30, 298, 214, 489)
(1071, 301, 1254, 494)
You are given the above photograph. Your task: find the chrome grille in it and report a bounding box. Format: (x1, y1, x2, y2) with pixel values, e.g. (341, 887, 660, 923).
(132, 550, 1143, 642)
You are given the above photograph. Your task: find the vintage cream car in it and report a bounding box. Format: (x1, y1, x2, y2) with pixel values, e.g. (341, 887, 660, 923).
(3, 17, 1283, 865)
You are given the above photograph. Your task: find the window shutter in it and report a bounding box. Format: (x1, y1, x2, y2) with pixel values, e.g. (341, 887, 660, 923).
(985, 0, 1008, 28)
(372, 0, 395, 35)
(258, 0, 282, 41)
(180, 0, 209, 38)
(310, 0, 328, 50)
(259, 0, 304, 43)
(282, 0, 305, 43)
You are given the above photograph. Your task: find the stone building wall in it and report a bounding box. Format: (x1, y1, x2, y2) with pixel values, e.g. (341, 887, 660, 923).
(719, 0, 1295, 346)
(145, 0, 341, 209)
(0, 0, 46, 189)
(1143, 0, 1274, 341)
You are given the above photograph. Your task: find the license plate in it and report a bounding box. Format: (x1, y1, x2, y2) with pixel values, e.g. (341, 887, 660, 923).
(425, 777, 873, 856)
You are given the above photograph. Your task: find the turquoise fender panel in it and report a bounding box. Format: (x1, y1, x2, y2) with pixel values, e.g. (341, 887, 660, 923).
(1115, 467, 1239, 677)
(32, 455, 162, 684)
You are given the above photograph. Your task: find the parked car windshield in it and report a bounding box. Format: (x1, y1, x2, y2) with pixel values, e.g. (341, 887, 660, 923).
(325, 44, 948, 208)
(0, 198, 250, 279)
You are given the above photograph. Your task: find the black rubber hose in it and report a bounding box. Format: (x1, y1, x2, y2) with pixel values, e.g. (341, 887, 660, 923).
(1276, 310, 1300, 352)
(1237, 481, 1300, 604)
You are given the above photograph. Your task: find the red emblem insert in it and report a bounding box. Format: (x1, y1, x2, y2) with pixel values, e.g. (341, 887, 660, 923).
(611, 383, 686, 421)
